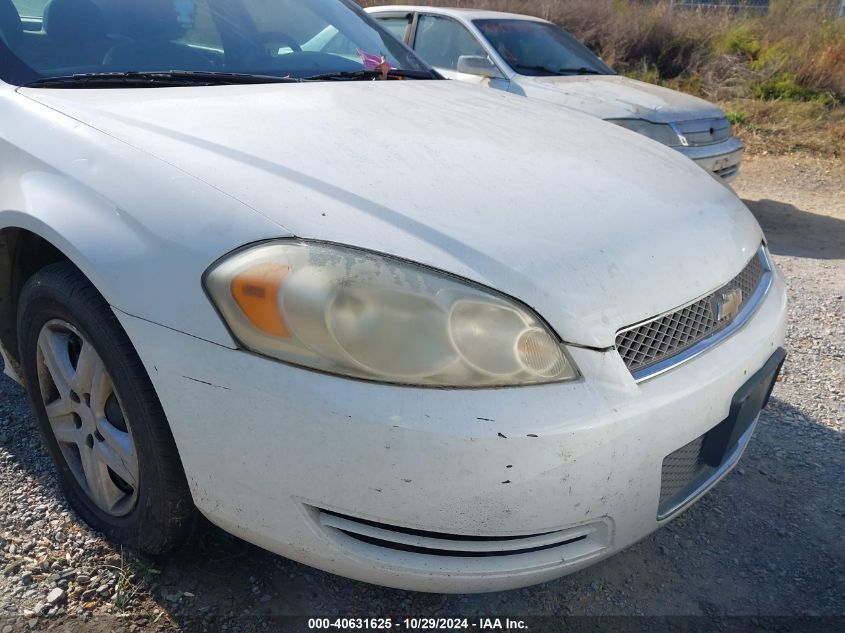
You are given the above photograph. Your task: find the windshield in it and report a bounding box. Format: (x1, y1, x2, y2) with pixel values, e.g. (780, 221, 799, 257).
(473, 19, 613, 77)
(0, 0, 431, 86)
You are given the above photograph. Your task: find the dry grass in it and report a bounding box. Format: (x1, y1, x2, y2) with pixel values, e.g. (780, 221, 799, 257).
(360, 0, 845, 156)
(724, 99, 845, 156)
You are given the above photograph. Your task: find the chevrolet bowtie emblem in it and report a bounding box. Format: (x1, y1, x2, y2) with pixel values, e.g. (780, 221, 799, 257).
(712, 287, 743, 322)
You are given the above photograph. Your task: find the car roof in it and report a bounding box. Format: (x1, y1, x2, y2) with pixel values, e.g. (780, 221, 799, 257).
(364, 5, 552, 24)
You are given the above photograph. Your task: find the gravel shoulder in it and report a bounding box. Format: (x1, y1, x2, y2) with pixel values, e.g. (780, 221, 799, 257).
(0, 154, 843, 631)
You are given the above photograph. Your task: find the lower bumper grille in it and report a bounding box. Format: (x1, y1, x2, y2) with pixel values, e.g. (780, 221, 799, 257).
(317, 509, 607, 559)
(659, 348, 785, 519)
(715, 164, 740, 180)
(658, 415, 757, 519)
(660, 436, 711, 508)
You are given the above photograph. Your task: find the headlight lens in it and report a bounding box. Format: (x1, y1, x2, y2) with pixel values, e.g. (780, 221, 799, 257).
(204, 240, 578, 387)
(607, 118, 684, 147)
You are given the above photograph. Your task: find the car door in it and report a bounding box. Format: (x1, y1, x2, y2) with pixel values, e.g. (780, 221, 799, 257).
(406, 13, 510, 90)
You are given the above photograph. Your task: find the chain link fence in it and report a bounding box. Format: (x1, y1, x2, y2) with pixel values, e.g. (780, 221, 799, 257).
(667, 0, 845, 17)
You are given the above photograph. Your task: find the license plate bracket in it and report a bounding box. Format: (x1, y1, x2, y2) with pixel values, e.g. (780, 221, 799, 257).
(701, 348, 786, 467)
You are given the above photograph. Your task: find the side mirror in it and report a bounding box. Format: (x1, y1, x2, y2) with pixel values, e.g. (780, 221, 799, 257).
(456, 55, 504, 79)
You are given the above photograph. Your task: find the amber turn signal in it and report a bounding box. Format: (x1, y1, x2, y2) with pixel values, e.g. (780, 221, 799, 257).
(230, 263, 290, 337)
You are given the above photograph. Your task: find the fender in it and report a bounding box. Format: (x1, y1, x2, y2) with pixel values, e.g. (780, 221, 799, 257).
(0, 84, 289, 348)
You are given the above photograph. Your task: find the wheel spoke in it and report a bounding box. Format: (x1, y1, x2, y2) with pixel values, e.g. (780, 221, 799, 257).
(37, 329, 74, 397)
(95, 419, 138, 488)
(45, 397, 74, 420)
(72, 341, 100, 396)
(89, 362, 113, 417)
(79, 443, 124, 513)
(48, 413, 79, 445)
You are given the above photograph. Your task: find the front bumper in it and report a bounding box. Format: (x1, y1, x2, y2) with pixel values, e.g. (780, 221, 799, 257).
(677, 136, 744, 183)
(116, 266, 786, 593)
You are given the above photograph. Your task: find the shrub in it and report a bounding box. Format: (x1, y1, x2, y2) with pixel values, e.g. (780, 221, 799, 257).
(717, 24, 762, 60)
(754, 72, 839, 106)
(727, 111, 749, 125)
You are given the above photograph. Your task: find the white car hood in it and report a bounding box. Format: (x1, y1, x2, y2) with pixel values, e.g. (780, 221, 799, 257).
(515, 74, 726, 123)
(22, 81, 761, 348)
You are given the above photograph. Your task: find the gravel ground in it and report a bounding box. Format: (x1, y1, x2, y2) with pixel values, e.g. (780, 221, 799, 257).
(0, 154, 843, 632)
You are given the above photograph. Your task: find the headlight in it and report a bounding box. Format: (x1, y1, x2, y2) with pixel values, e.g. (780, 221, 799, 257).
(204, 240, 578, 387)
(607, 119, 684, 147)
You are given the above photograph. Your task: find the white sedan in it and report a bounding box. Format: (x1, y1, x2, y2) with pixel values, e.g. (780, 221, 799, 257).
(0, 0, 784, 593)
(367, 5, 745, 183)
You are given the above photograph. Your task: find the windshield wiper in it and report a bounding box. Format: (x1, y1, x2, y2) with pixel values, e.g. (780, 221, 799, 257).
(556, 67, 605, 76)
(25, 71, 304, 88)
(303, 68, 437, 81)
(511, 64, 560, 76)
(513, 64, 605, 76)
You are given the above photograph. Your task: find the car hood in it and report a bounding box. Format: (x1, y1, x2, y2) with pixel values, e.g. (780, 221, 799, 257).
(21, 81, 761, 348)
(514, 74, 726, 123)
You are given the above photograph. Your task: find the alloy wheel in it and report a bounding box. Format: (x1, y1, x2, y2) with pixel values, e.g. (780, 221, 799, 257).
(35, 319, 139, 517)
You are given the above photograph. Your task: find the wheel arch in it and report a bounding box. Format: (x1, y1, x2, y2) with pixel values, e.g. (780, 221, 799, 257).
(0, 157, 171, 377)
(0, 223, 106, 380)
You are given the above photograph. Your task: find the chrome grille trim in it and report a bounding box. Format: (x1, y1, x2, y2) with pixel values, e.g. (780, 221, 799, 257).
(617, 247, 772, 382)
(673, 117, 732, 146)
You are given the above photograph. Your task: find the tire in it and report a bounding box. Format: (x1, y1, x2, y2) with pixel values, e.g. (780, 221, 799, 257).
(17, 262, 195, 554)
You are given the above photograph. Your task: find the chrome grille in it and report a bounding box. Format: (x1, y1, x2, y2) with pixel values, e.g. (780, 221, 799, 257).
(675, 117, 732, 146)
(616, 249, 768, 377)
